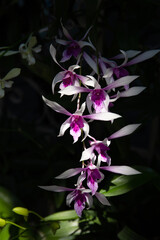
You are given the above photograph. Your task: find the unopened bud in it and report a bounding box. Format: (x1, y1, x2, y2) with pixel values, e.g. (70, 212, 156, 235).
(12, 207, 29, 217)
(0, 218, 6, 227)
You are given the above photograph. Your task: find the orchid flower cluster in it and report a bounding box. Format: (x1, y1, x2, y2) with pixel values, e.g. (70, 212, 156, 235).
(41, 24, 160, 217)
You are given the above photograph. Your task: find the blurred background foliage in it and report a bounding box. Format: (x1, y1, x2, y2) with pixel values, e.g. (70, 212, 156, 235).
(0, 0, 160, 239)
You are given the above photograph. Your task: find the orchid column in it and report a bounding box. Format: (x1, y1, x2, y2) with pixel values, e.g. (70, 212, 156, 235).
(40, 23, 160, 217)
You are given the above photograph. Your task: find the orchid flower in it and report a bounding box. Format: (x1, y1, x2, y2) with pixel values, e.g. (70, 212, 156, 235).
(101, 49, 160, 85)
(59, 75, 142, 113)
(39, 183, 110, 217)
(42, 97, 121, 143)
(56, 22, 95, 62)
(0, 68, 21, 98)
(83, 49, 160, 87)
(55, 162, 140, 196)
(19, 36, 41, 65)
(80, 124, 141, 164)
(50, 45, 95, 94)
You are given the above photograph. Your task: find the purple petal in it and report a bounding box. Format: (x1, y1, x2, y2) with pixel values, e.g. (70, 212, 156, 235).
(74, 200, 85, 217)
(42, 96, 71, 116)
(104, 75, 139, 91)
(84, 112, 121, 121)
(55, 168, 84, 179)
(100, 166, 141, 175)
(108, 124, 141, 140)
(60, 49, 72, 62)
(126, 49, 160, 66)
(95, 192, 111, 206)
(39, 185, 73, 192)
(87, 177, 98, 195)
(120, 86, 146, 97)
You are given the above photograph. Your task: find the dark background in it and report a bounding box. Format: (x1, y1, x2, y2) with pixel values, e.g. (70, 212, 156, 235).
(0, 0, 160, 239)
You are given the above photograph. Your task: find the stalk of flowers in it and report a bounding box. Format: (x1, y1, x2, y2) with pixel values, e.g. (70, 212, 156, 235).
(40, 23, 158, 217)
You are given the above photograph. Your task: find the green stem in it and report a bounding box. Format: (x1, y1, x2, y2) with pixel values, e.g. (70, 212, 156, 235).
(6, 221, 26, 230)
(28, 210, 44, 220)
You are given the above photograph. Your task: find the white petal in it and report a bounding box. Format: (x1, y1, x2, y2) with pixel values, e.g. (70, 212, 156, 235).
(56, 38, 69, 45)
(78, 40, 95, 50)
(80, 146, 95, 161)
(86, 94, 93, 114)
(108, 124, 141, 140)
(112, 50, 141, 59)
(103, 68, 113, 78)
(118, 49, 128, 67)
(50, 44, 64, 70)
(42, 96, 71, 116)
(52, 71, 65, 94)
(55, 168, 83, 179)
(83, 52, 98, 74)
(81, 120, 90, 141)
(77, 172, 86, 185)
(84, 112, 121, 121)
(39, 185, 73, 192)
(33, 45, 42, 53)
(126, 49, 160, 66)
(104, 75, 139, 91)
(85, 193, 93, 208)
(100, 166, 141, 175)
(81, 26, 93, 41)
(61, 21, 73, 40)
(120, 86, 146, 97)
(58, 118, 71, 137)
(4, 80, 13, 88)
(68, 65, 81, 71)
(59, 86, 89, 96)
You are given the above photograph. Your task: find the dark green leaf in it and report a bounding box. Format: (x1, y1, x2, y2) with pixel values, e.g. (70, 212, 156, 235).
(100, 166, 157, 197)
(44, 210, 79, 221)
(118, 226, 147, 240)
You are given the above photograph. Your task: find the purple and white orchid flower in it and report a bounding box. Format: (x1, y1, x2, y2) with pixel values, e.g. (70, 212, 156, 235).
(50, 45, 95, 95)
(42, 97, 121, 143)
(58, 75, 143, 113)
(101, 49, 160, 85)
(80, 124, 141, 164)
(39, 183, 110, 217)
(83, 49, 160, 87)
(56, 23, 95, 62)
(55, 161, 140, 196)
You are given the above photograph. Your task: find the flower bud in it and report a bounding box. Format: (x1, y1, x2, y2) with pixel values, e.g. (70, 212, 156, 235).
(0, 218, 6, 227)
(12, 207, 29, 217)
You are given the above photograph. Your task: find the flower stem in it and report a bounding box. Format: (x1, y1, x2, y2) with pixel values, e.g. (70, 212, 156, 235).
(6, 221, 26, 230)
(28, 210, 44, 220)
